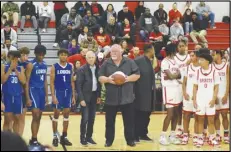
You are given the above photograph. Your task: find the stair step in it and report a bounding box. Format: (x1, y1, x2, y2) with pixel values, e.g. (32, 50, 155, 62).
(206, 29, 230, 36)
(29, 51, 58, 58)
(18, 42, 55, 50)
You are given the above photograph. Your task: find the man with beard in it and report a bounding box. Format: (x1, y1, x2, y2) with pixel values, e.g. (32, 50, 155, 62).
(67, 47, 89, 66)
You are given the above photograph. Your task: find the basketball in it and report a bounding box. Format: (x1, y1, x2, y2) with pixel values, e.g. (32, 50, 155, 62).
(112, 71, 126, 85)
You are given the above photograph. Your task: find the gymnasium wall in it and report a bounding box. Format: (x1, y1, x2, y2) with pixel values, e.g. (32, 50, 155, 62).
(1, 2, 230, 22)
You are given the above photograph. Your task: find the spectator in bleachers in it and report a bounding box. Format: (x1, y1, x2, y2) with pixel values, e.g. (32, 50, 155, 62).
(39, 2, 52, 33)
(118, 5, 135, 28)
(94, 26, 111, 56)
(80, 32, 98, 53)
(128, 47, 143, 59)
(190, 12, 208, 48)
(91, 1, 104, 23)
(74, 1, 91, 18)
(105, 16, 118, 44)
(120, 40, 130, 56)
(116, 18, 136, 46)
(183, 1, 193, 13)
(194, 42, 205, 51)
(149, 28, 163, 43)
(154, 3, 168, 25)
(168, 2, 182, 26)
(67, 47, 89, 66)
(83, 10, 99, 34)
(158, 21, 169, 35)
(20, 2, 37, 33)
(183, 8, 193, 36)
(196, 1, 216, 29)
(139, 8, 159, 42)
(135, 1, 146, 21)
(101, 4, 117, 26)
(68, 38, 80, 56)
(1, 44, 8, 64)
(59, 21, 78, 49)
(170, 21, 184, 40)
(96, 52, 105, 68)
(3, 38, 17, 53)
(78, 25, 88, 44)
(1, 2, 19, 27)
(1, 22, 17, 47)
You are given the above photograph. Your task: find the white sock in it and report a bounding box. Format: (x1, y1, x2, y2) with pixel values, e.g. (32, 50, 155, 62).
(161, 131, 167, 136)
(194, 133, 198, 137)
(177, 125, 182, 129)
(216, 130, 221, 135)
(170, 131, 176, 137)
(203, 129, 207, 134)
(209, 134, 215, 140)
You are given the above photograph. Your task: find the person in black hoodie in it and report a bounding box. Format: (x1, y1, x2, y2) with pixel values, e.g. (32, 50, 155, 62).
(74, 1, 91, 18)
(183, 8, 193, 35)
(135, 1, 146, 21)
(104, 16, 118, 44)
(117, 5, 135, 30)
(154, 3, 168, 25)
(20, 2, 38, 32)
(101, 4, 117, 27)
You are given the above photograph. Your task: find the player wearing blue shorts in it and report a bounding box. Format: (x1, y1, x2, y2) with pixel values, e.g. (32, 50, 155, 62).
(25, 45, 48, 146)
(1, 51, 26, 134)
(50, 49, 76, 147)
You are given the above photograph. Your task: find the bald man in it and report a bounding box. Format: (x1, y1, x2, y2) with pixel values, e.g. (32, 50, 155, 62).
(76, 51, 101, 146)
(99, 44, 140, 147)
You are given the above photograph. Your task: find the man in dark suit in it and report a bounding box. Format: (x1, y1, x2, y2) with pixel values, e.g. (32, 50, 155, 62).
(134, 44, 156, 143)
(76, 51, 101, 146)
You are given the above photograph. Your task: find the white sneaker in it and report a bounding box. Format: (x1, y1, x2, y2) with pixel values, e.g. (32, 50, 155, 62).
(223, 136, 230, 144)
(42, 28, 46, 33)
(159, 135, 170, 145)
(209, 138, 220, 147)
(181, 134, 189, 145)
(215, 134, 222, 142)
(196, 137, 204, 148)
(169, 135, 181, 145)
(176, 128, 183, 138)
(193, 135, 198, 146)
(53, 43, 58, 48)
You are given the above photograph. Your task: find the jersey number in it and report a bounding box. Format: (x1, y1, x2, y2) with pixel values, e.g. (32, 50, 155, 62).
(63, 76, 66, 82)
(204, 83, 207, 88)
(40, 75, 44, 81)
(11, 77, 18, 83)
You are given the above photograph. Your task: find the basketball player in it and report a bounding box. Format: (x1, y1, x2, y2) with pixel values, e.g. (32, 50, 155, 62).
(213, 50, 229, 144)
(193, 52, 220, 147)
(25, 45, 48, 146)
(159, 43, 181, 145)
(181, 51, 200, 145)
(50, 49, 76, 147)
(1, 51, 26, 134)
(174, 40, 190, 137)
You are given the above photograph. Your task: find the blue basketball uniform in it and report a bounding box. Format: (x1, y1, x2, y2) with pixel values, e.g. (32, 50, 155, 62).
(53, 63, 73, 109)
(29, 59, 47, 110)
(2, 64, 23, 114)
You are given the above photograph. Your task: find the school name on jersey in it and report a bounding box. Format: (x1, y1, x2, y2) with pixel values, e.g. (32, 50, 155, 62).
(36, 69, 47, 74)
(199, 78, 213, 83)
(218, 72, 225, 76)
(57, 70, 71, 75)
(179, 63, 187, 69)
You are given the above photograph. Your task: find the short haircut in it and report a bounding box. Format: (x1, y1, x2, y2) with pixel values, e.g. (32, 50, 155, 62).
(215, 50, 224, 57)
(178, 39, 187, 45)
(19, 47, 30, 55)
(8, 51, 21, 58)
(143, 44, 153, 53)
(123, 5, 128, 8)
(57, 48, 69, 56)
(5, 38, 11, 41)
(34, 44, 46, 55)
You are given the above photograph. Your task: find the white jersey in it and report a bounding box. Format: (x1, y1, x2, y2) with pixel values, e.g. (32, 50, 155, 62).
(185, 63, 200, 97)
(195, 64, 220, 105)
(213, 61, 229, 97)
(174, 53, 190, 83)
(161, 58, 179, 87)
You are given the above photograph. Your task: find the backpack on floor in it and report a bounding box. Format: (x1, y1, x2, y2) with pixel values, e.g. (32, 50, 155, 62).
(222, 16, 230, 23)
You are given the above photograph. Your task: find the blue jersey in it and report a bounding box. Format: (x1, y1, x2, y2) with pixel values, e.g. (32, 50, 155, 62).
(2, 63, 23, 96)
(54, 63, 72, 91)
(29, 59, 47, 88)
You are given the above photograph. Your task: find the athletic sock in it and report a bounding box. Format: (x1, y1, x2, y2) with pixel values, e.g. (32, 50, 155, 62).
(161, 131, 167, 136)
(62, 132, 67, 138)
(53, 132, 58, 138)
(177, 125, 182, 130)
(203, 129, 207, 134)
(170, 131, 176, 137)
(216, 130, 221, 135)
(31, 137, 37, 142)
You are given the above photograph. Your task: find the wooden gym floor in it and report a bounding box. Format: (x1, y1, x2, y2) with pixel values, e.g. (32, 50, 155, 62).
(1, 114, 230, 151)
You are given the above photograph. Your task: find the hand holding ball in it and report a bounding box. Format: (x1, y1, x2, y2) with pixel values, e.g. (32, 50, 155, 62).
(111, 71, 126, 85)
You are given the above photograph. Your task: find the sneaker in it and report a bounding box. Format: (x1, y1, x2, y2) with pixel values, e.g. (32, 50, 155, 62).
(52, 137, 59, 147)
(53, 43, 59, 48)
(209, 138, 220, 147)
(80, 139, 88, 146)
(21, 29, 25, 33)
(42, 28, 46, 33)
(104, 141, 112, 147)
(193, 135, 198, 146)
(127, 141, 136, 147)
(29, 139, 41, 146)
(140, 135, 153, 142)
(181, 134, 189, 145)
(60, 136, 72, 146)
(223, 134, 230, 144)
(216, 134, 222, 142)
(169, 135, 181, 145)
(203, 132, 208, 143)
(134, 137, 140, 143)
(87, 138, 97, 145)
(176, 128, 183, 138)
(34, 29, 38, 33)
(159, 135, 170, 145)
(196, 137, 204, 148)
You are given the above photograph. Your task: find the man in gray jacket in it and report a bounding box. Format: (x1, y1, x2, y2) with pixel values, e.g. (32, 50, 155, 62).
(139, 8, 159, 42)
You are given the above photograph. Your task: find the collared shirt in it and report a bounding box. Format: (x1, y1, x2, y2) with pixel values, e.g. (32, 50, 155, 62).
(90, 65, 97, 91)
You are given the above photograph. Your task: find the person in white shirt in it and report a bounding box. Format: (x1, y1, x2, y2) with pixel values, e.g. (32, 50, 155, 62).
(78, 26, 88, 44)
(170, 21, 184, 40)
(4, 38, 17, 53)
(1, 22, 17, 47)
(39, 2, 52, 33)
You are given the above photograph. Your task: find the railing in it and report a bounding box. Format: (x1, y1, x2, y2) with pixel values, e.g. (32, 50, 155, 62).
(36, 6, 41, 45)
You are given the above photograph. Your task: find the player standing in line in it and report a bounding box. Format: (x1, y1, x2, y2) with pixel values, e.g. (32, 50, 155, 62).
(50, 49, 76, 147)
(174, 39, 190, 137)
(1, 51, 26, 134)
(193, 52, 220, 148)
(25, 45, 48, 146)
(213, 50, 229, 144)
(181, 51, 200, 145)
(159, 43, 181, 145)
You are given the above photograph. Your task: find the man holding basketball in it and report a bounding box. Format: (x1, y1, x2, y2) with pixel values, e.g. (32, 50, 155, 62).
(99, 44, 140, 147)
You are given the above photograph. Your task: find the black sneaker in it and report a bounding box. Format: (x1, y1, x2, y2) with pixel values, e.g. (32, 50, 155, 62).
(52, 137, 59, 147)
(29, 139, 41, 146)
(34, 29, 38, 33)
(140, 135, 153, 142)
(134, 137, 140, 143)
(60, 136, 72, 146)
(104, 141, 112, 147)
(127, 141, 136, 147)
(21, 29, 24, 32)
(87, 138, 97, 145)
